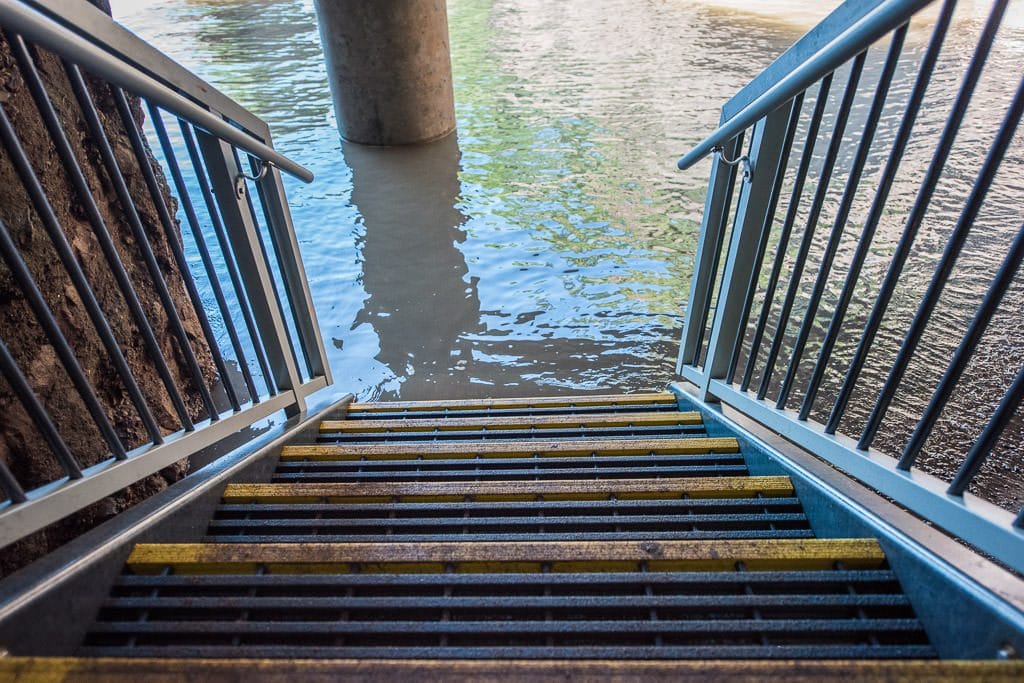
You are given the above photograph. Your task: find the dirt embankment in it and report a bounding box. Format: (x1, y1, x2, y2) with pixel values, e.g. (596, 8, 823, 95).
(0, 0, 216, 576)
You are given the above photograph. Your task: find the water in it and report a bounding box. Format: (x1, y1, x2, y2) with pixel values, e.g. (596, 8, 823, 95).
(111, 0, 1023, 510)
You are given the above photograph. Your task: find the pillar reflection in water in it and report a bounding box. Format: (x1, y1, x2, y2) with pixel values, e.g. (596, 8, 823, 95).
(347, 134, 482, 400)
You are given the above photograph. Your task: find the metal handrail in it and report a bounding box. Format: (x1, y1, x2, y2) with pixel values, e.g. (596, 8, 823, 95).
(0, 0, 313, 183)
(676, 0, 1024, 572)
(0, 0, 330, 552)
(677, 0, 931, 170)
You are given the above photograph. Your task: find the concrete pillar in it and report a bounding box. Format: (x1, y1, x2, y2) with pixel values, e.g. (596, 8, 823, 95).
(314, 0, 456, 145)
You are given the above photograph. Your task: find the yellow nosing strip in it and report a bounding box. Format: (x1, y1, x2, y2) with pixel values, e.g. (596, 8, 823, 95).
(321, 411, 702, 434)
(347, 392, 677, 413)
(3, 657, 1024, 682)
(280, 436, 740, 461)
(127, 539, 885, 575)
(221, 476, 794, 503)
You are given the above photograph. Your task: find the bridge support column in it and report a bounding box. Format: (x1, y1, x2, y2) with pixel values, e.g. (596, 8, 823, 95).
(313, 0, 456, 145)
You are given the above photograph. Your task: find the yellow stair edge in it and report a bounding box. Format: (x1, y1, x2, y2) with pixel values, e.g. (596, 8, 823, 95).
(4, 658, 1024, 683)
(280, 436, 740, 461)
(126, 538, 884, 575)
(346, 391, 678, 413)
(321, 411, 701, 434)
(221, 476, 795, 503)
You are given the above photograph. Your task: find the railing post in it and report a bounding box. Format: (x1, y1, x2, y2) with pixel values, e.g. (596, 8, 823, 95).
(196, 128, 306, 416)
(694, 103, 793, 401)
(252, 131, 332, 386)
(677, 112, 742, 373)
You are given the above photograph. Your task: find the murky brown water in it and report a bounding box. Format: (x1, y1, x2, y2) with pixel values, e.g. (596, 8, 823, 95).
(114, 0, 1023, 511)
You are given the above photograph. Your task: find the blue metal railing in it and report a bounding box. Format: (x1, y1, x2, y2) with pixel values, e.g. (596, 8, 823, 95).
(0, 0, 330, 550)
(677, 0, 1024, 572)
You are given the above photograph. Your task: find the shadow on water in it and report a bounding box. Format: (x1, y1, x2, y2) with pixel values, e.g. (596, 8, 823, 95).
(346, 134, 481, 400)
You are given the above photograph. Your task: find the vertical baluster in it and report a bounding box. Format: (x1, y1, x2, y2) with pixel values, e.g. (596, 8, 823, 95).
(900, 220, 1024, 470)
(196, 129, 305, 414)
(948, 363, 1024, 497)
(698, 104, 795, 400)
(677, 122, 743, 372)
(0, 458, 26, 504)
(0, 217, 127, 460)
(759, 55, 866, 401)
(147, 103, 247, 411)
(178, 122, 266, 402)
(234, 149, 305, 385)
(249, 149, 330, 382)
(860, 73, 1024, 450)
(108, 86, 221, 421)
(0, 94, 162, 445)
(727, 93, 804, 383)
(828, 0, 1009, 434)
(804, 1, 956, 424)
(0, 336, 82, 480)
(741, 76, 833, 393)
(777, 29, 906, 410)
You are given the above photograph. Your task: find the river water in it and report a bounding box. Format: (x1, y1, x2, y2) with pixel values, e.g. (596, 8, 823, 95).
(111, 0, 1023, 510)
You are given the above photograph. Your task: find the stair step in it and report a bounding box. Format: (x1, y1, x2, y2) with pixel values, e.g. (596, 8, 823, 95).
(321, 411, 702, 434)
(211, 478, 808, 543)
(271, 463, 749, 483)
(315, 424, 706, 444)
(85, 541, 925, 660)
(346, 402, 683, 421)
(222, 476, 794, 502)
(87, 617, 925, 636)
(281, 437, 740, 461)
(76, 644, 937, 660)
(125, 539, 885, 574)
(15, 658, 1024, 679)
(111, 568, 903, 588)
(346, 392, 679, 413)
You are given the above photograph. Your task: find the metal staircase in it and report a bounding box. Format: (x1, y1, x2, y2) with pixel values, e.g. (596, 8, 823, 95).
(74, 392, 937, 660)
(3, 0, 1024, 678)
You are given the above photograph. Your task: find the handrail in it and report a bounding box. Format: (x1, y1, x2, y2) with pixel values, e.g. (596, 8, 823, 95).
(0, 0, 330, 554)
(0, 0, 313, 183)
(677, 0, 932, 170)
(676, 0, 1024, 573)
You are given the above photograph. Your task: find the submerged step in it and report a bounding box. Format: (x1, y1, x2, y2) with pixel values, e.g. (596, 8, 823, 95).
(320, 411, 702, 434)
(346, 392, 679, 413)
(125, 538, 885, 574)
(280, 437, 740, 461)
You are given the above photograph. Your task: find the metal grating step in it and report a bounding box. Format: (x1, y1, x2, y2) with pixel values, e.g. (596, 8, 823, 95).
(314, 423, 707, 444)
(82, 557, 932, 659)
(342, 393, 682, 414)
(271, 461, 749, 483)
(208, 477, 810, 543)
(281, 437, 740, 461)
(344, 401, 684, 420)
(320, 411, 703, 434)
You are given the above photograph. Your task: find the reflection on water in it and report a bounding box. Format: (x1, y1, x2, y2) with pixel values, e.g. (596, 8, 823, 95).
(346, 136, 481, 397)
(113, 0, 1022, 510)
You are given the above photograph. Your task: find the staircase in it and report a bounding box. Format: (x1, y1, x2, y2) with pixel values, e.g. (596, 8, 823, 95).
(74, 391, 938, 661)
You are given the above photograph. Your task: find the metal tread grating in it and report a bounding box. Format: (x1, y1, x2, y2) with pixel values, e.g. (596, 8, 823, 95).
(81, 567, 932, 659)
